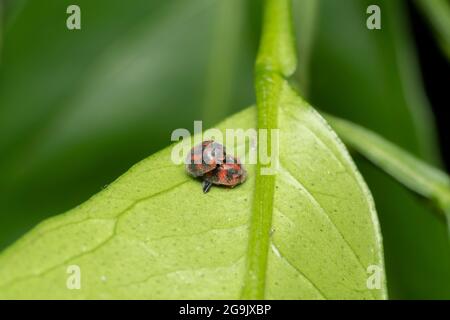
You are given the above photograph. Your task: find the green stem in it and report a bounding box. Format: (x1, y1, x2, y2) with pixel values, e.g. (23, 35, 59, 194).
(325, 114, 450, 231)
(241, 0, 296, 299)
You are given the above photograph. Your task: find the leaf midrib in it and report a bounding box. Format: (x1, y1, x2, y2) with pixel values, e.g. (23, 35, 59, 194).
(240, 0, 297, 299)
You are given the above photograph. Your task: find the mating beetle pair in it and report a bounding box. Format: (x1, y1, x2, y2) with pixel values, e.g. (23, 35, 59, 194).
(186, 140, 247, 193)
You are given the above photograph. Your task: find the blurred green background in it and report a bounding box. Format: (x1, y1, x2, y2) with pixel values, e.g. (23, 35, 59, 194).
(0, 0, 449, 299)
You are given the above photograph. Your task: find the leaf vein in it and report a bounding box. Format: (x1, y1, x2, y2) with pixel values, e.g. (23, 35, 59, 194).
(278, 163, 368, 274)
(270, 242, 327, 299)
(0, 180, 190, 289)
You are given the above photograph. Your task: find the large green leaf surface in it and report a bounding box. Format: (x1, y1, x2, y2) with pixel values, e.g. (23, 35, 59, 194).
(0, 87, 385, 299)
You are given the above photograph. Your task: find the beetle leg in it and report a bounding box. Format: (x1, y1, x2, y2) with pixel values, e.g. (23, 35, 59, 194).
(202, 180, 213, 193)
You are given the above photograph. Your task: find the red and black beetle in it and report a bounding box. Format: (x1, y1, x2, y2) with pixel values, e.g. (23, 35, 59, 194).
(185, 141, 246, 193)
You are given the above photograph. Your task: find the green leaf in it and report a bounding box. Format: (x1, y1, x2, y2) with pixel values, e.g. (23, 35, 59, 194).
(415, 0, 450, 59)
(0, 0, 385, 299)
(306, 0, 450, 299)
(326, 114, 450, 228)
(0, 96, 386, 299)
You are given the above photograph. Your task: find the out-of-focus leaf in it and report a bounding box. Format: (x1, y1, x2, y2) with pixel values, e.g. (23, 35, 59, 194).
(292, 0, 319, 95)
(0, 1, 2, 59)
(0, 0, 253, 249)
(414, 0, 450, 59)
(201, 0, 248, 125)
(0, 95, 386, 299)
(306, 0, 450, 299)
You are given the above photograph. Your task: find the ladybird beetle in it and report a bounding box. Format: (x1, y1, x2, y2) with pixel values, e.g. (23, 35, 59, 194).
(185, 140, 226, 177)
(185, 141, 247, 193)
(202, 155, 247, 193)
